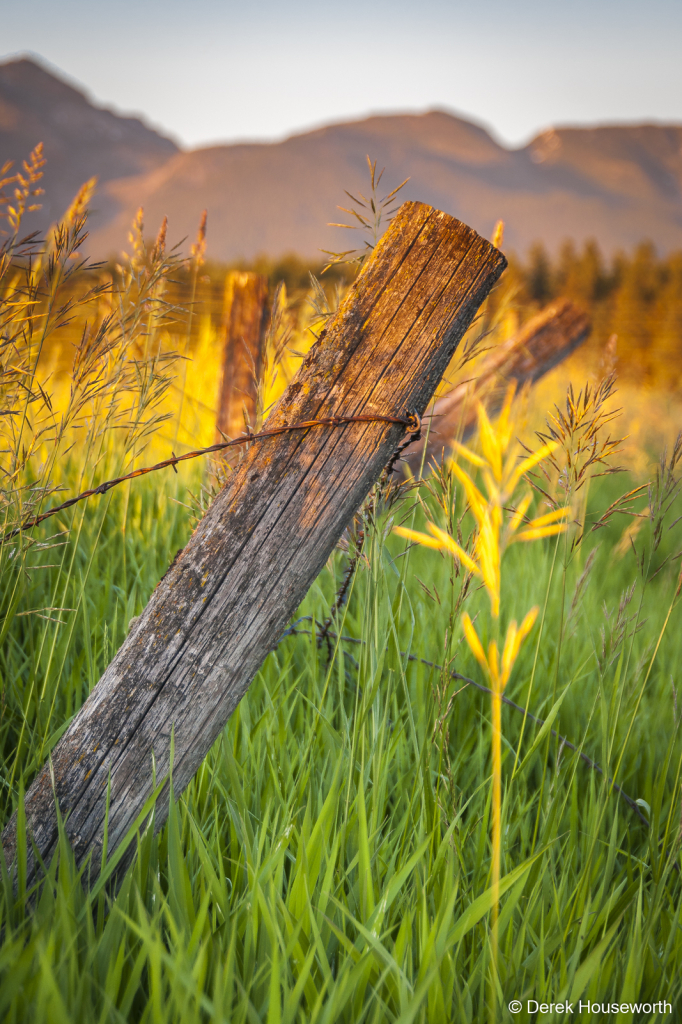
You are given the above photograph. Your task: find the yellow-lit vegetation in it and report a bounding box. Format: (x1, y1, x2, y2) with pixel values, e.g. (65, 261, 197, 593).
(395, 389, 571, 1017)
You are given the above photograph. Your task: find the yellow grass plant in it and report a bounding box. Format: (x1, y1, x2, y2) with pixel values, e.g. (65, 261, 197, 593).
(394, 386, 570, 1014)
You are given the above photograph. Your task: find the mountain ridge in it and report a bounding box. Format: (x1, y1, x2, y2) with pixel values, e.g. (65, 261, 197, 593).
(0, 56, 179, 229)
(2, 57, 681, 259)
(91, 110, 682, 260)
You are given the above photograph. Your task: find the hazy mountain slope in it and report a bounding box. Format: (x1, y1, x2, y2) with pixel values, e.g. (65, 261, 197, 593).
(0, 57, 178, 229)
(524, 124, 682, 204)
(2, 56, 680, 259)
(89, 111, 682, 261)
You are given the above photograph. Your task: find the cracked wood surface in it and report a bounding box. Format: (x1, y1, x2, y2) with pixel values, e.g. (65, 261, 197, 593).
(1, 201, 506, 886)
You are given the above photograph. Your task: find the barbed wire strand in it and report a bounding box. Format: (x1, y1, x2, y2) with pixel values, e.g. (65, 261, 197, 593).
(3, 411, 421, 541)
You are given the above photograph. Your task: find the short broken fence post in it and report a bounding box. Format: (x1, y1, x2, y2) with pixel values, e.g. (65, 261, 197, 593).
(216, 271, 270, 457)
(1, 201, 506, 890)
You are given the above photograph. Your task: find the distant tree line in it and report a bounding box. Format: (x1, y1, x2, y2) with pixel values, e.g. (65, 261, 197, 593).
(505, 241, 682, 389)
(95, 241, 680, 392)
(234, 244, 682, 391)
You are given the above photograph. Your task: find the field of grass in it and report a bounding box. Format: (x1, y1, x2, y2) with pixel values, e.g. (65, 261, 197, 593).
(1, 167, 682, 1022)
(1, 451, 681, 1023)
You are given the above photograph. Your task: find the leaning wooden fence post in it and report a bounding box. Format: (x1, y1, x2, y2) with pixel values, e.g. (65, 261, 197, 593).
(1, 201, 506, 888)
(216, 271, 270, 453)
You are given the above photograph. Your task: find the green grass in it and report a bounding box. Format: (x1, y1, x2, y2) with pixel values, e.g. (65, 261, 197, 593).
(1, 458, 681, 1023)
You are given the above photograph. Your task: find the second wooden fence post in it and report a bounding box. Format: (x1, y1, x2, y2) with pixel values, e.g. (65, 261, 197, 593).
(216, 271, 270, 452)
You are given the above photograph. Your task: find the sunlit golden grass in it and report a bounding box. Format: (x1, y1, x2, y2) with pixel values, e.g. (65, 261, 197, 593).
(524, 345, 682, 477)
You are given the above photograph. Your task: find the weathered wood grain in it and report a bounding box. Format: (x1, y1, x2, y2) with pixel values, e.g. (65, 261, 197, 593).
(1, 201, 506, 887)
(403, 298, 590, 472)
(216, 271, 269, 455)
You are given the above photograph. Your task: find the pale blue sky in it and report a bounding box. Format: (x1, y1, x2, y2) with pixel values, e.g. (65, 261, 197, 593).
(2, 0, 680, 149)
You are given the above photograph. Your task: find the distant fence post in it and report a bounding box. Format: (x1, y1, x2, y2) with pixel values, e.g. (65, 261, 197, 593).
(1, 202, 506, 890)
(403, 298, 591, 473)
(216, 271, 270, 451)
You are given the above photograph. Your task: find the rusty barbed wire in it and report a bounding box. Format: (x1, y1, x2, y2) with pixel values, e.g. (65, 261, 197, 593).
(2, 411, 422, 541)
